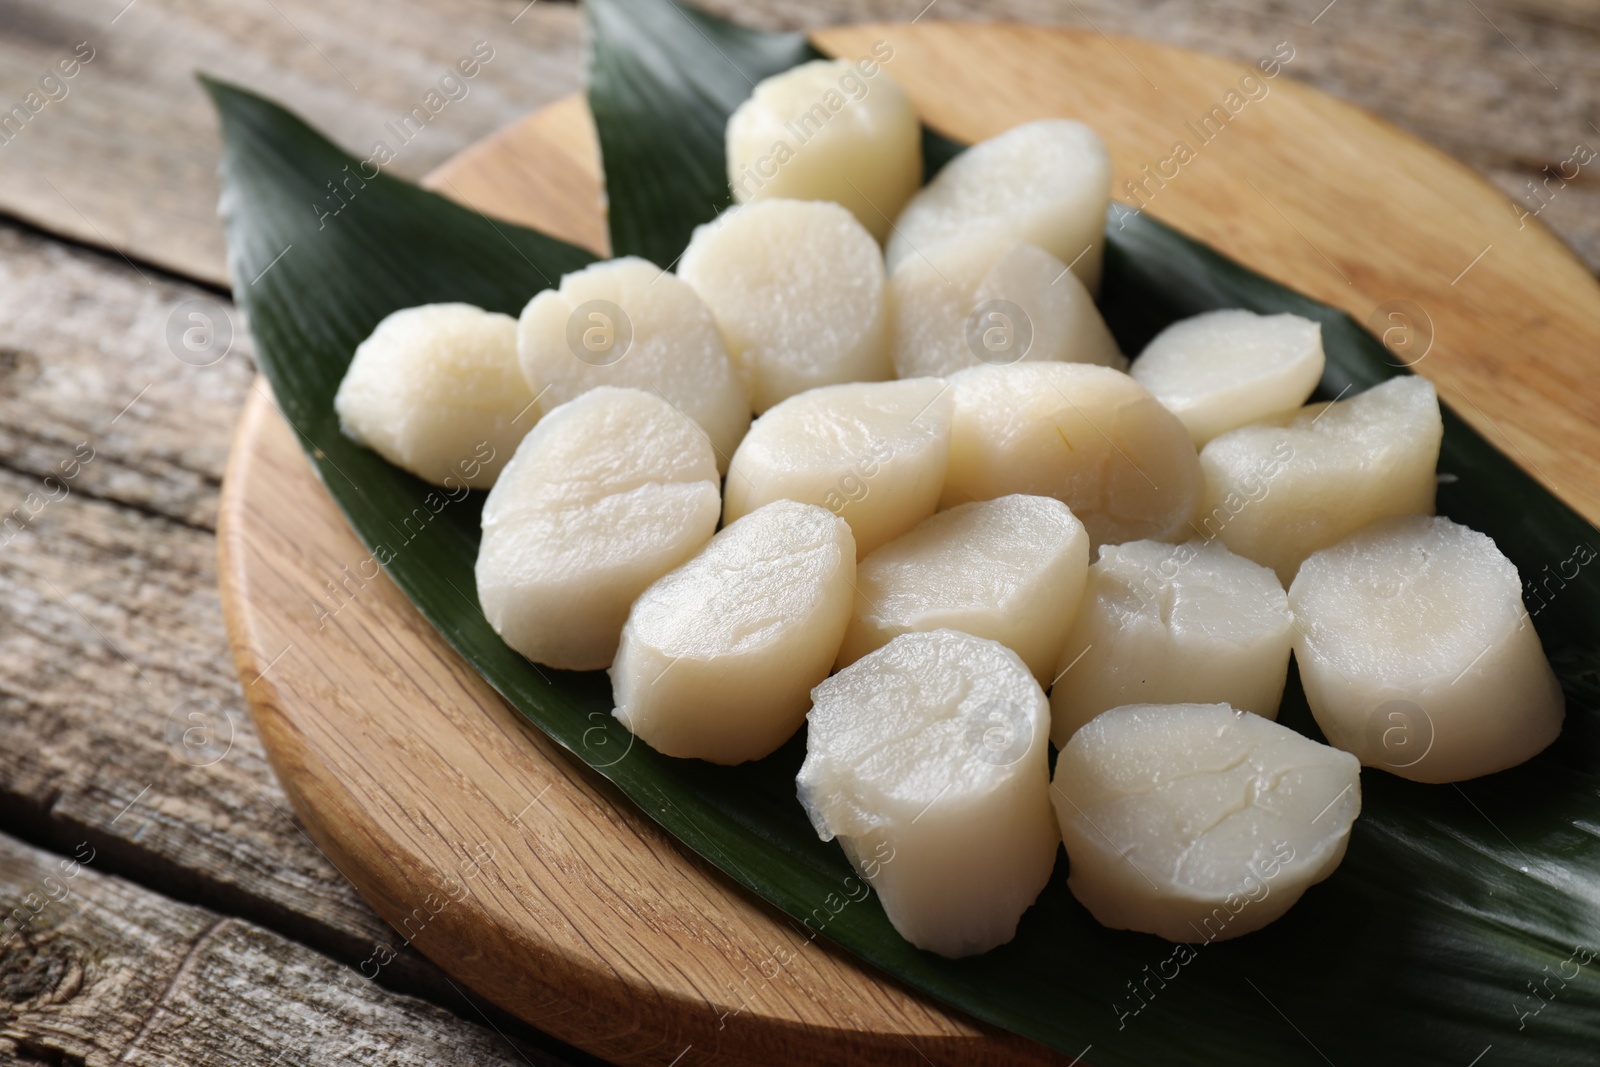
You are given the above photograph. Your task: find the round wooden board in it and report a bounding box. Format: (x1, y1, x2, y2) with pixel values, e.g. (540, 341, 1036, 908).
(219, 22, 1600, 1067)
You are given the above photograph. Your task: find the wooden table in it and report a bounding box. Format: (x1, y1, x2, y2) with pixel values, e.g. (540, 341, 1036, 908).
(0, 1, 1594, 1062)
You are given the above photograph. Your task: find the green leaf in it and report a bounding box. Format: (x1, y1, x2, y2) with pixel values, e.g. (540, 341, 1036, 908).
(207, 1, 1600, 1060)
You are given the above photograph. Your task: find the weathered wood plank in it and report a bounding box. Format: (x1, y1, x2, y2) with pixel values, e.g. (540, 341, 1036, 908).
(0, 223, 253, 531)
(0, 218, 599, 1062)
(0, 0, 585, 287)
(0, 831, 571, 1066)
(0, 221, 366, 950)
(0, 448, 382, 941)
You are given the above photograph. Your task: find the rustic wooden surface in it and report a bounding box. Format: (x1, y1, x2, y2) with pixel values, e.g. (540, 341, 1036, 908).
(1, 0, 1596, 1063)
(0, 833, 574, 1066)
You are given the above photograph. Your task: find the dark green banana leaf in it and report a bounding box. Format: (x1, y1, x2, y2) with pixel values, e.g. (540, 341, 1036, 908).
(203, 1, 1600, 1062)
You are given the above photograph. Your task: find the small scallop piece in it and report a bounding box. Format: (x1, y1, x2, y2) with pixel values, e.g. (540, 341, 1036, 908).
(1289, 515, 1564, 783)
(889, 237, 1124, 378)
(887, 120, 1112, 292)
(1198, 375, 1443, 585)
(726, 58, 921, 243)
(517, 257, 751, 470)
(1053, 702, 1361, 943)
(1049, 539, 1293, 746)
(475, 388, 720, 671)
(798, 630, 1058, 958)
(335, 303, 531, 488)
(941, 362, 1201, 548)
(724, 379, 952, 558)
(679, 200, 891, 413)
(838, 495, 1089, 685)
(1130, 309, 1326, 446)
(611, 501, 856, 765)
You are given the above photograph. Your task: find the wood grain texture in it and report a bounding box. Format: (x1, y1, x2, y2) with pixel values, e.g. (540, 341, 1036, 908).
(0, 221, 386, 948)
(220, 22, 1600, 1067)
(0, 832, 562, 1066)
(0, 0, 584, 286)
(0, 222, 593, 1064)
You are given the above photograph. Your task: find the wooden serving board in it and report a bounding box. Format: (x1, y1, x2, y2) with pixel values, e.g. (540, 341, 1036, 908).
(218, 22, 1600, 1067)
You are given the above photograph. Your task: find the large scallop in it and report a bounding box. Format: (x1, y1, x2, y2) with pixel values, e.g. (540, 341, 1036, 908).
(611, 500, 856, 765)
(726, 58, 921, 243)
(888, 237, 1123, 378)
(1289, 515, 1565, 783)
(1049, 538, 1293, 746)
(940, 362, 1201, 548)
(1197, 375, 1443, 584)
(798, 629, 1058, 957)
(887, 120, 1112, 292)
(723, 378, 952, 558)
(678, 199, 890, 413)
(334, 303, 531, 488)
(517, 257, 751, 470)
(838, 494, 1089, 684)
(475, 387, 720, 671)
(1053, 702, 1361, 942)
(1130, 309, 1325, 446)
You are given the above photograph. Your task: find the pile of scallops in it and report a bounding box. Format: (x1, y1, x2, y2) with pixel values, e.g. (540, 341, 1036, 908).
(334, 58, 1566, 958)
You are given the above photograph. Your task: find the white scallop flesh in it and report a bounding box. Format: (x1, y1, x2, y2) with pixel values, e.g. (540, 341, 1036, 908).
(839, 495, 1089, 685)
(475, 388, 720, 671)
(517, 257, 750, 471)
(678, 199, 891, 414)
(724, 378, 952, 558)
(1053, 702, 1361, 943)
(1049, 539, 1293, 746)
(887, 120, 1112, 292)
(1197, 375, 1442, 585)
(940, 362, 1201, 548)
(1130, 309, 1325, 446)
(798, 629, 1058, 957)
(334, 303, 531, 488)
(611, 500, 856, 765)
(1289, 515, 1564, 783)
(888, 237, 1124, 379)
(725, 59, 922, 243)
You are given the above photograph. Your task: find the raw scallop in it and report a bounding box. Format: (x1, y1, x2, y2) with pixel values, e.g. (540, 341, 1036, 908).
(887, 120, 1112, 292)
(838, 494, 1089, 684)
(612, 500, 856, 765)
(1197, 375, 1442, 584)
(1053, 702, 1361, 942)
(679, 199, 891, 413)
(723, 378, 952, 558)
(1289, 514, 1564, 783)
(335, 303, 531, 488)
(798, 629, 1058, 957)
(475, 387, 720, 671)
(940, 362, 1201, 548)
(1048, 539, 1294, 745)
(888, 237, 1123, 378)
(517, 257, 751, 470)
(726, 58, 921, 243)
(1130, 309, 1325, 446)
